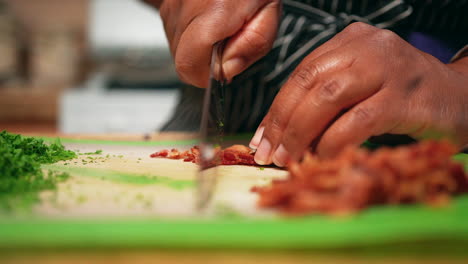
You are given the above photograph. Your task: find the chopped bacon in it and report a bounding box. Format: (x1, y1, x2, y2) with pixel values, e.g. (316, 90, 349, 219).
(252, 141, 468, 215)
(150, 147, 195, 160)
(150, 149, 168, 158)
(150, 144, 255, 166)
(220, 145, 256, 165)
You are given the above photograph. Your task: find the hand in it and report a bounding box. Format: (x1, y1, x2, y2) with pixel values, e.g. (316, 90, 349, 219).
(146, 0, 281, 88)
(249, 22, 468, 166)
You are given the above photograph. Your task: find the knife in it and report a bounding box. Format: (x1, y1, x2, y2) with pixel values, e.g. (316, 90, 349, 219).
(196, 41, 226, 210)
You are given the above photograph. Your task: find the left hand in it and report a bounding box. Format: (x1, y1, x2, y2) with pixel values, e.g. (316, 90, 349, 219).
(249, 22, 468, 166)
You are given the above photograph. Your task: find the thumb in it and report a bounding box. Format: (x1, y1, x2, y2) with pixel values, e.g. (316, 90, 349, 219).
(221, 1, 281, 81)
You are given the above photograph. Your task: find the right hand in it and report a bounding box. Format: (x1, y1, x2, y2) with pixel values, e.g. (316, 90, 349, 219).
(149, 0, 281, 88)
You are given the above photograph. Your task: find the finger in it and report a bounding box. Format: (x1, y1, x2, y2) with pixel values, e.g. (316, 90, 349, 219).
(174, 1, 273, 88)
(252, 23, 378, 164)
(221, 1, 281, 81)
(274, 65, 383, 165)
(175, 12, 242, 87)
(249, 125, 265, 149)
(316, 90, 405, 158)
(254, 48, 355, 165)
(165, 1, 209, 57)
(160, 3, 185, 56)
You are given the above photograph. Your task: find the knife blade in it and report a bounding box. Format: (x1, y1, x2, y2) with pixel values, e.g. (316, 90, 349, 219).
(196, 41, 226, 210)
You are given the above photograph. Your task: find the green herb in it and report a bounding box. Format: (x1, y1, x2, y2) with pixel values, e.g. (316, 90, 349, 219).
(143, 200, 153, 209)
(135, 193, 144, 201)
(76, 195, 87, 204)
(80, 150, 103, 155)
(259, 167, 265, 171)
(0, 131, 76, 212)
(0, 131, 76, 164)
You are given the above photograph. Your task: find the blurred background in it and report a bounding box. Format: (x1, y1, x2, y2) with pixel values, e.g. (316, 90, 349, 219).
(0, 0, 180, 134)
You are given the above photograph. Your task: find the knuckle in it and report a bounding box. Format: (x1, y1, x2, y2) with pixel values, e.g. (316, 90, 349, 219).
(282, 127, 299, 148)
(174, 56, 205, 86)
(174, 58, 194, 77)
(351, 106, 375, 125)
(243, 29, 272, 56)
(316, 79, 346, 104)
(372, 29, 399, 44)
(196, 29, 217, 47)
(269, 0, 282, 8)
(289, 63, 319, 91)
(264, 0, 282, 14)
(262, 115, 286, 144)
(269, 110, 286, 132)
(344, 22, 375, 34)
(284, 126, 301, 144)
(210, 1, 230, 16)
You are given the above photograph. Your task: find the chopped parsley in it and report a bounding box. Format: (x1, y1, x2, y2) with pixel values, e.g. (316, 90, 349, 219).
(80, 149, 103, 155)
(0, 131, 77, 212)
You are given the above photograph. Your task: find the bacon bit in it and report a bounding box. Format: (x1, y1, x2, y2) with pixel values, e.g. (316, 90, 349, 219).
(150, 144, 255, 166)
(150, 149, 168, 158)
(252, 140, 468, 215)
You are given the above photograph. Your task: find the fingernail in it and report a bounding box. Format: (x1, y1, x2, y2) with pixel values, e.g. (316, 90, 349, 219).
(254, 138, 272, 165)
(223, 57, 245, 81)
(272, 144, 290, 167)
(249, 126, 264, 149)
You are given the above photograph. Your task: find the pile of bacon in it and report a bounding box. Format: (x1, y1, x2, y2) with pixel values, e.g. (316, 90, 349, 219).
(150, 144, 256, 166)
(252, 141, 468, 215)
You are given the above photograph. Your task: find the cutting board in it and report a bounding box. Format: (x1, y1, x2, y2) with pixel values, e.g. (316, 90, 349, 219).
(1, 135, 468, 251)
(36, 140, 288, 218)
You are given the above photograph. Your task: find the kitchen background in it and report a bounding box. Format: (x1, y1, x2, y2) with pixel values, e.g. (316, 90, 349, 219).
(0, 0, 180, 134)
